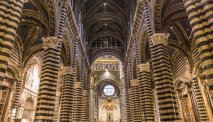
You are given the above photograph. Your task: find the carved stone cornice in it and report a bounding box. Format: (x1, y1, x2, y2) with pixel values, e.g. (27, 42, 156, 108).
(131, 79, 139, 86)
(43, 36, 59, 50)
(151, 33, 168, 46)
(138, 63, 150, 72)
(74, 82, 82, 89)
(61, 67, 75, 75)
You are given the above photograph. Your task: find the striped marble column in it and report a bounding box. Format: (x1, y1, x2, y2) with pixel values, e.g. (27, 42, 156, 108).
(138, 63, 154, 121)
(89, 76, 95, 122)
(35, 4, 67, 121)
(35, 37, 61, 121)
(153, 90, 160, 122)
(72, 81, 83, 122)
(183, 0, 213, 96)
(151, 33, 179, 121)
(60, 67, 75, 122)
(120, 79, 127, 122)
(143, 1, 179, 121)
(124, 71, 130, 121)
(130, 79, 143, 121)
(128, 89, 134, 122)
(124, 70, 131, 121)
(86, 74, 91, 121)
(192, 78, 209, 121)
(81, 89, 89, 122)
(201, 0, 213, 30)
(0, 0, 24, 82)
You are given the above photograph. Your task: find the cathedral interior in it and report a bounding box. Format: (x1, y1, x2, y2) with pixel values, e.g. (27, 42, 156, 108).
(0, 0, 213, 122)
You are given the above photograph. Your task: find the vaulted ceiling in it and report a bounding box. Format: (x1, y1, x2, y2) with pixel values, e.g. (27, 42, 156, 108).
(79, 0, 136, 63)
(16, 0, 193, 67)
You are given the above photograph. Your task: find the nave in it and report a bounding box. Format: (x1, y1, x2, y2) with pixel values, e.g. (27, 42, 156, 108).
(0, 0, 213, 122)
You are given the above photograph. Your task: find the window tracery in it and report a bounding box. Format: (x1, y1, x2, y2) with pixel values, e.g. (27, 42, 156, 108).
(104, 85, 115, 96)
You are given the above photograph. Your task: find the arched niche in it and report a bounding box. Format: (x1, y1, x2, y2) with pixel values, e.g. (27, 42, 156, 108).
(22, 97, 35, 121)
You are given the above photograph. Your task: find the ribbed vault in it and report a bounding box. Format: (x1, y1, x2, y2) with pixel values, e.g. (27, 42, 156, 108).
(79, 0, 136, 63)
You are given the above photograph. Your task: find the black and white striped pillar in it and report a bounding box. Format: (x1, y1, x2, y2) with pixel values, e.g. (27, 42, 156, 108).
(138, 63, 154, 121)
(60, 67, 75, 122)
(150, 33, 179, 121)
(35, 3, 67, 121)
(0, 0, 24, 82)
(183, 0, 213, 98)
(72, 81, 83, 122)
(130, 79, 143, 121)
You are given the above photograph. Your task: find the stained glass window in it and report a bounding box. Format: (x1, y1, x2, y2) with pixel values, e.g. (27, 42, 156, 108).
(104, 85, 115, 96)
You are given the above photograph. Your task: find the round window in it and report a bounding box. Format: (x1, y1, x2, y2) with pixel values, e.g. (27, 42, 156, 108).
(103, 85, 115, 96)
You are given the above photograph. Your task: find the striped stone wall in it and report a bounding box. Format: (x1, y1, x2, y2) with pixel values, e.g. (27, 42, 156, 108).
(192, 78, 209, 121)
(172, 51, 189, 79)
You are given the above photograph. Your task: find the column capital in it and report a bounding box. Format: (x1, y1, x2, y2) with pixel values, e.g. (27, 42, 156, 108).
(61, 67, 75, 75)
(151, 33, 168, 46)
(82, 90, 88, 96)
(131, 79, 139, 86)
(137, 63, 150, 72)
(43, 36, 59, 50)
(74, 82, 82, 89)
